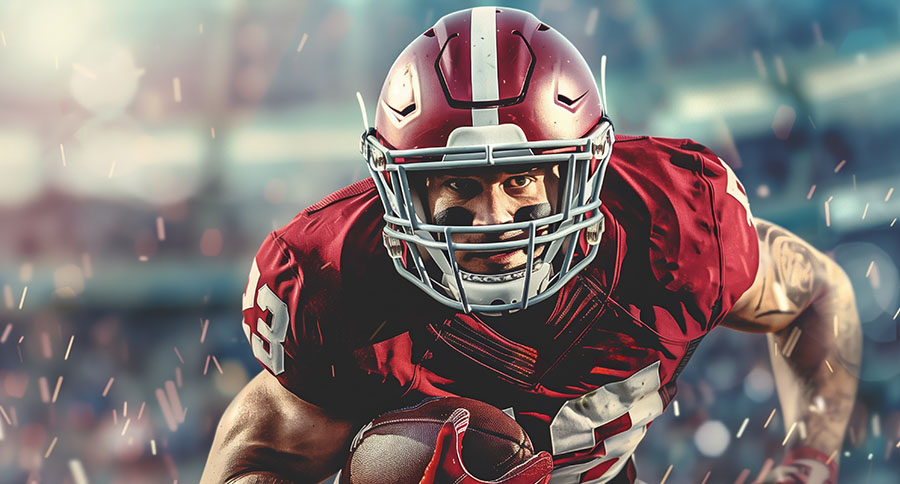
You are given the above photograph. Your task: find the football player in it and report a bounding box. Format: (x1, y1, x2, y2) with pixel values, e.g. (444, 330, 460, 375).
(201, 7, 861, 484)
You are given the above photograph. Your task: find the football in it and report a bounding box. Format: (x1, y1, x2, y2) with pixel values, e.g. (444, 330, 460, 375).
(340, 397, 543, 484)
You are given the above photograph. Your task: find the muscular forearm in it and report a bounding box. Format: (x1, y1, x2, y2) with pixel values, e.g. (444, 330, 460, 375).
(767, 267, 861, 459)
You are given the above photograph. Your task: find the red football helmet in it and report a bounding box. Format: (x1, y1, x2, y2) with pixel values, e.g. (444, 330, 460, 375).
(359, 6, 614, 313)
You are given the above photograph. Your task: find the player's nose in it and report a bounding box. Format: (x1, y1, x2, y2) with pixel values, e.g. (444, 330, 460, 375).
(471, 188, 516, 226)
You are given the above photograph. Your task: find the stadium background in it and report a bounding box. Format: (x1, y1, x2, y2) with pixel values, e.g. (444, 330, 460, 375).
(1, 0, 899, 482)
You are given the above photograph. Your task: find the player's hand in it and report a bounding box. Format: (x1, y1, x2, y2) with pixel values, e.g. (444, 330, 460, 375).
(757, 447, 838, 484)
(419, 408, 554, 484)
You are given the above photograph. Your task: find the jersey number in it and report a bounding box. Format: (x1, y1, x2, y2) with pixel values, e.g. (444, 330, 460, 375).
(547, 361, 664, 484)
(721, 157, 754, 227)
(242, 258, 289, 375)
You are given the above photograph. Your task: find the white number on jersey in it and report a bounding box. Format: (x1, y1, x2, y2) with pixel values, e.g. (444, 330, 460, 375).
(548, 361, 664, 484)
(720, 157, 754, 227)
(241, 258, 290, 375)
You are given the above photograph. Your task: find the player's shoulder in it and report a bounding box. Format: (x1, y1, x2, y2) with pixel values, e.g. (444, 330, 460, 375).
(256, 178, 385, 275)
(610, 134, 731, 175)
(603, 134, 758, 329)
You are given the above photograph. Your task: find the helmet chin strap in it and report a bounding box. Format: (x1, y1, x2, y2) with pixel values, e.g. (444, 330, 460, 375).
(442, 262, 552, 313)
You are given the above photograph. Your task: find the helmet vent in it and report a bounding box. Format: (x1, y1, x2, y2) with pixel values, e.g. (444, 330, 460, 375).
(423, 28, 435, 37)
(537, 23, 550, 31)
(557, 91, 586, 107)
(389, 103, 417, 117)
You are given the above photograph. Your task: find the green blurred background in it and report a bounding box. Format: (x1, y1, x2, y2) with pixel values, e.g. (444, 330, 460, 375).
(1, 0, 899, 482)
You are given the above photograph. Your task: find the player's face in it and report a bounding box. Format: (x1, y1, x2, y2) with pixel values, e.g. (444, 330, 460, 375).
(422, 164, 560, 274)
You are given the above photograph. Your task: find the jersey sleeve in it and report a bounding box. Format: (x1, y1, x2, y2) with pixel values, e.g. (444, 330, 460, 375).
(240, 232, 359, 415)
(691, 144, 759, 326)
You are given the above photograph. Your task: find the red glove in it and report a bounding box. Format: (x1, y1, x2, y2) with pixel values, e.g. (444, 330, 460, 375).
(760, 447, 838, 484)
(419, 408, 554, 484)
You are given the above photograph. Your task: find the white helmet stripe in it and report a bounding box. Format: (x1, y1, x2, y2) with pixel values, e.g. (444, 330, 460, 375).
(470, 6, 499, 126)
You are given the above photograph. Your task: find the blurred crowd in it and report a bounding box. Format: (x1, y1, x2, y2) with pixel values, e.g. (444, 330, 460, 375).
(1, 0, 899, 483)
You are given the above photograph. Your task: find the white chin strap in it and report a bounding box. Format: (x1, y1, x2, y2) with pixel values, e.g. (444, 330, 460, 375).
(442, 262, 553, 312)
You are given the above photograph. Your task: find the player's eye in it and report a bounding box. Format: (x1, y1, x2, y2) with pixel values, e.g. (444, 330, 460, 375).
(445, 178, 481, 197)
(506, 175, 533, 189)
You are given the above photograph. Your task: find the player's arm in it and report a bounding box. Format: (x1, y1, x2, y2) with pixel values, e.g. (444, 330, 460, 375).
(722, 218, 861, 472)
(200, 370, 361, 484)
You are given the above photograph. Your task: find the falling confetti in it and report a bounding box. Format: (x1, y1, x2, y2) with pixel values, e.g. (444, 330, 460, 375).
(782, 421, 797, 446)
(155, 388, 178, 432)
(826, 450, 838, 464)
(885, 187, 894, 202)
(834, 160, 846, 173)
(774, 56, 787, 84)
(734, 469, 751, 484)
(892, 218, 897, 227)
(102, 377, 115, 397)
(764, 408, 777, 428)
(1, 324, 12, 343)
(52, 376, 63, 403)
(754, 460, 775, 484)
(198, 24, 204, 34)
(824, 199, 831, 227)
(673, 400, 680, 417)
(0, 31, 6, 47)
(3, 285, 12, 309)
(176, 366, 183, 387)
(112, 408, 118, 425)
(700, 471, 711, 484)
(139, 255, 149, 262)
(123, 401, 128, 417)
(137, 401, 146, 421)
(173, 77, 182, 103)
(807, 185, 816, 199)
(296, 33, 309, 53)
(200, 319, 209, 343)
(781, 327, 802, 358)
(151, 439, 157, 455)
(45, 436, 59, 458)
(752, 50, 767, 79)
(68, 459, 89, 484)
(39, 377, 51, 403)
(210, 127, 216, 138)
(41, 331, 52, 359)
(0, 406, 10, 426)
(584, 8, 599, 36)
(368, 320, 388, 341)
(64, 335, 74, 360)
(60, 144, 67, 167)
(866, 261, 875, 278)
(736, 418, 749, 438)
(19, 286, 28, 309)
(174, 346, 184, 364)
(157, 217, 166, 241)
(108, 160, 117, 178)
(212, 355, 223, 374)
(203, 355, 211, 375)
(659, 464, 673, 484)
(121, 418, 131, 436)
(862, 203, 869, 220)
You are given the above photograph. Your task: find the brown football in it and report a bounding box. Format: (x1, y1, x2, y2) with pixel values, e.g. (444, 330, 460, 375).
(340, 397, 537, 484)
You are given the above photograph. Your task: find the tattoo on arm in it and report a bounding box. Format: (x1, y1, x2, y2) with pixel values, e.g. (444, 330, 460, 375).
(751, 220, 862, 456)
(752, 221, 826, 319)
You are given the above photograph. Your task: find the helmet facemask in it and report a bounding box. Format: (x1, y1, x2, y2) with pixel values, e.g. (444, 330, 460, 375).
(361, 119, 614, 314)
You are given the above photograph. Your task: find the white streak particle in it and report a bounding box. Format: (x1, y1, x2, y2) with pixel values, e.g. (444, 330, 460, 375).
(296, 33, 309, 53)
(736, 418, 749, 438)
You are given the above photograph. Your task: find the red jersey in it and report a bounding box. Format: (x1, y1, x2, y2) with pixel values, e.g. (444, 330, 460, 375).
(240, 136, 759, 484)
